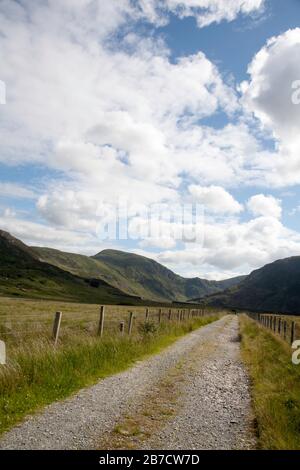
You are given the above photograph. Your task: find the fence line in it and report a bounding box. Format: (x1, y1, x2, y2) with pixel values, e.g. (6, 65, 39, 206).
(246, 312, 299, 345)
(0, 305, 214, 343)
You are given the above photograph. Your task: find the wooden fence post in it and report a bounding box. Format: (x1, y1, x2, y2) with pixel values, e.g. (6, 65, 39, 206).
(278, 318, 282, 335)
(273, 316, 277, 333)
(291, 321, 295, 345)
(158, 309, 162, 324)
(145, 308, 149, 321)
(284, 321, 287, 341)
(168, 309, 172, 321)
(0, 340, 5, 365)
(128, 312, 134, 335)
(119, 321, 125, 335)
(52, 311, 62, 346)
(97, 306, 105, 337)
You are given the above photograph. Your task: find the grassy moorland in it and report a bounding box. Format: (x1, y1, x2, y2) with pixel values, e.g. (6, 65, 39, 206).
(0, 305, 220, 435)
(0, 230, 144, 305)
(207, 257, 300, 315)
(240, 315, 300, 450)
(34, 246, 244, 303)
(0, 230, 243, 304)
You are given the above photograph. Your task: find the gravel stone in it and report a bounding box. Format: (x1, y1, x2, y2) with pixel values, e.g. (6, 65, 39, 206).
(0, 316, 256, 450)
(141, 317, 256, 450)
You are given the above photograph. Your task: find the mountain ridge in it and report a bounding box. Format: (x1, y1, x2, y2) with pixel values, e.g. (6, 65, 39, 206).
(203, 256, 300, 314)
(34, 245, 245, 302)
(0, 230, 143, 304)
(2, 229, 300, 313)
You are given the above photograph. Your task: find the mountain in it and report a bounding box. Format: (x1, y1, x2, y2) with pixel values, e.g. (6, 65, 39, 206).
(32, 247, 142, 299)
(0, 230, 142, 304)
(33, 246, 245, 302)
(204, 256, 300, 314)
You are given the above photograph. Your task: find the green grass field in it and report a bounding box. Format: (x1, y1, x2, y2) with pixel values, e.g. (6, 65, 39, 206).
(240, 315, 300, 450)
(0, 296, 221, 435)
(0, 296, 212, 343)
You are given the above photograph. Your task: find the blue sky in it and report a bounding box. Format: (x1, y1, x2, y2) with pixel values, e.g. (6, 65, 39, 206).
(163, 0, 300, 81)
(1, 0, 300, 279)
(162, 0, 300, 233)
(162, 0, 300, 223)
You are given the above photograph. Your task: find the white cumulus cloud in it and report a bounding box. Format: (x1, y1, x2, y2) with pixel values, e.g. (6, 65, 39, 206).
(241, 28, 300, 186)
(1, 1, 300, 281)
(247, 194, 282, 219)
(139, 0, 265, 28)
(189, 185, 243, 214)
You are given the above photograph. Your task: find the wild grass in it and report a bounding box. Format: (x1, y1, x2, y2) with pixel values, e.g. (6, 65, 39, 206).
(240, 314, 300, 450)
(0, 314, 220, 436)
(0, 296, 217, 342)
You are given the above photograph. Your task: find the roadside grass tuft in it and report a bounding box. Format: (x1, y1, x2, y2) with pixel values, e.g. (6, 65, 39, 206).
(240, 315, 300, 450)
(0, 315, 219, 436)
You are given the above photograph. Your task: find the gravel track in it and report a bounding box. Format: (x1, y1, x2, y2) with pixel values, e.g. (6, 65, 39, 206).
(141, 316, 256, 450)
(0, 316, 255, 450)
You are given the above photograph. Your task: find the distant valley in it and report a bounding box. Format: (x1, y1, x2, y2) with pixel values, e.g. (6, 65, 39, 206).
(203, 257, 300, 314)
(0, 229, 243, 304)
(1, 229, 300, 314)
(33, 246, 244, 302)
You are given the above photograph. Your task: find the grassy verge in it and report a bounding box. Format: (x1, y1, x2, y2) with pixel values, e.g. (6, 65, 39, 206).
(240, 315, 300, 450)
(0, 315, 219, 435)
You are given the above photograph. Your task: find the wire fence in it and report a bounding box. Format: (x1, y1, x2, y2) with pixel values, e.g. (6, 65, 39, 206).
(0, 304, 214, 345)
(246, 312, 300, 345)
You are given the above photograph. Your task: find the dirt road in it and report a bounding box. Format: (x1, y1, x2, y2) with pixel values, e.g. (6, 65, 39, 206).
(0, 316, 256, 450)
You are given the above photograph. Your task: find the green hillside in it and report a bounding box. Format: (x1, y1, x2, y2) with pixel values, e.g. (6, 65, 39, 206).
(33, 247, 136, 296)
(0, 231, 141, 304)
(34, 246, 244, 302)
(205, 257, 300, 314)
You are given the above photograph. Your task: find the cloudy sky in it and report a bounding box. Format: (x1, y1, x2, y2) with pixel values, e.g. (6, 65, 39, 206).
(1, 0, 300, 280)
